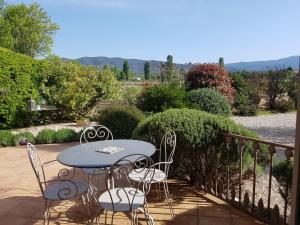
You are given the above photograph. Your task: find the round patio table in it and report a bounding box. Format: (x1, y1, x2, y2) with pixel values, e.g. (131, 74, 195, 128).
(57, 139, 156, 168)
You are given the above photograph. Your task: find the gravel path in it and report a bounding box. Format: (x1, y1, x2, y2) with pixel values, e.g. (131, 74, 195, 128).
(12, 122, 97, 136)
(232, 112, 296, 147)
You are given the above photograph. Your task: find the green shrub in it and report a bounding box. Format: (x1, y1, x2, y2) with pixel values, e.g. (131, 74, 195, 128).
(132, 108, 266, 186)
(273, 99, 295, 113)
(55, 128, 77, 143)
(186, 63, 235, 102)
(285, 70, 297, 108)
(231, 72, 259, 116)
(122, 86, 143, 105)
(234, 94, 258, 116)
(136, 83, 186, 113)
(185, 88, 231, 116)
(13, 131, 35, 145)
(41, 57, 121, 119)
(99, 106, 144, 139)
(36, 129, 56, 144)
(0, 47, 41, 128)
(0, 130, 14, 146)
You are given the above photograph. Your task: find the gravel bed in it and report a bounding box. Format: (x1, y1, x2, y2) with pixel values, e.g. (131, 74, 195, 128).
(232, 112, 296, 147)
(241, 174, 289, 217)
(232, 112, 296, 219)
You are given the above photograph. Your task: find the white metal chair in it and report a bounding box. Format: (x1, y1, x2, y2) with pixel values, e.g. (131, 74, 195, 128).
(80, 125, 114, 192)
(129, 130, 176, 217)
(26, 143, 89, 225)
(97, 154, 155, 225)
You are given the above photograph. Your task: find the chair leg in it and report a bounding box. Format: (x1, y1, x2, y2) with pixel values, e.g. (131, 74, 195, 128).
(111, 212, 115, 225)
(142, 203, 154, 225)
(96, 209, 102, 225)
(163, 180, 174, 218)
(43, 199, 49, 225)
(44, 199, 52, 225)
(155, 183, 161, 200)
(81, 194, 92, 224)
(131, 210, 138, 225)
(158, 182, 161, 199)
(105, 209, 108, 225)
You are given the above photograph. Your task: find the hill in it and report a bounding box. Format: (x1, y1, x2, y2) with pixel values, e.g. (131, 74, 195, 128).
(74, 56, 193, 74)
(72, 55, 299, 74)
(225, 56, 299, 72)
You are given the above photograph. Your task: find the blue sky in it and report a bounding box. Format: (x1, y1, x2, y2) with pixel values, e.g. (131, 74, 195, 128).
(7, 0, 300, 63)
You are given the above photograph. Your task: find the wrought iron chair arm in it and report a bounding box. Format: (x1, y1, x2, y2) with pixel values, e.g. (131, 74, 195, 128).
(43, 160, 58, 165)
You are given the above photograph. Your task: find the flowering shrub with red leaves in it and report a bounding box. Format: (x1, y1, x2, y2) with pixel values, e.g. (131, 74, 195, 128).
(186, 63, 235, 103)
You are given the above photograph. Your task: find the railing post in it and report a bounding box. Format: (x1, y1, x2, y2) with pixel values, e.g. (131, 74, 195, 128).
(285, 148, 293, 224)
(290, 60, 300, 225)
(238, 138, 244, 205)
(225, 135, 232, 201)
(252, 142, 259, 212)
(268, 145, 276, 218)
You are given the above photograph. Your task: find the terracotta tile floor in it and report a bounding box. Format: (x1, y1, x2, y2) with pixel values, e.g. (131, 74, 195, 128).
(0, 143, 266, 225)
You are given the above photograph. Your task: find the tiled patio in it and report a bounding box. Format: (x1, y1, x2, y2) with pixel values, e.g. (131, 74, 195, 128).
(0, 143, 266, 225)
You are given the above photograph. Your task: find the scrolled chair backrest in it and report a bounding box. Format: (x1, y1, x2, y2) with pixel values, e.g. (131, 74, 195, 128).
(105, 154, 155, 212)
(80, 125, 113, 144)
(27, 143, 47, 196)
(158, 130, 176, 176)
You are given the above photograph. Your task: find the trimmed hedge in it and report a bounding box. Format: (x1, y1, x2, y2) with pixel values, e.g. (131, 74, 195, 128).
(132, 108, 265, 185)
(99, 106, 144, 139)
(185, 88, 231, 116)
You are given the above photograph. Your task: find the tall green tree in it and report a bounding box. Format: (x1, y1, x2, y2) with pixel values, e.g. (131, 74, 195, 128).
(144, 61, 151, 80)
(1, 3, 59, 57)
(123, 60, 130, 81)
(0, 0, 13, 49)
(219, 57, 224, 67)
(166, 55, 174, 81)
(42, 57, 121, 119)
(0, 18, 13, 49)
(0, 0, 5, 10)
(160, 63, 166, 83)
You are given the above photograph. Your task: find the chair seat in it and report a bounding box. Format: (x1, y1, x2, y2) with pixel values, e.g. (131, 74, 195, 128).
(44, 181, 88, 200)
(82, 168, 107, 175)
(99, 187, 145, 212)
(129, 168, 166, 183)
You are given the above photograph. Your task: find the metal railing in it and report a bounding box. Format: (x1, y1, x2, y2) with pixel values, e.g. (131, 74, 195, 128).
(204, 133, 294, 225)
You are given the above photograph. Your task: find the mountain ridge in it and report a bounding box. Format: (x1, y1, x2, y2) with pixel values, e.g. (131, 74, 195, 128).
(71, 55, 299, 74)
